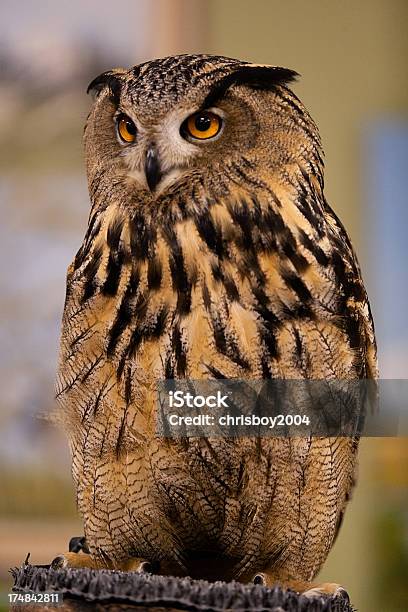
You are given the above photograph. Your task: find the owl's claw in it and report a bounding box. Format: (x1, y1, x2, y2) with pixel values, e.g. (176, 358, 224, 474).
(68, 535, 90, 554)
(253, 573, 266, 585)
(135, 560, 160, 573)
(334, 587, 350, 602)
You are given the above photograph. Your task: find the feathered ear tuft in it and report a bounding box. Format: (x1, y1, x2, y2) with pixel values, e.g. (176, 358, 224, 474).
(203, 65, 299, 108)
(233, 65, 298, 89)
(86, 68, 127, 103)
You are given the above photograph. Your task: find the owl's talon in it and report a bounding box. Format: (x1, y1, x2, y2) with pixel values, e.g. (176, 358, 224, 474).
(333, 586, 350, 602)
(253, 573, 266, 585)
(135, 560, 160, 574)
(138, 561, 152, 573)
(68, 536, 89, 554)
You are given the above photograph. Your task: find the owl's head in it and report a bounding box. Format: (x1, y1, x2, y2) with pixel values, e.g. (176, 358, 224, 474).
(84, 54, 320, 204)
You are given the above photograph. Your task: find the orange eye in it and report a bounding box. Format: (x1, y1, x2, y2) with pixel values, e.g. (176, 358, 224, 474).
(117, 114, 137, 143)
(182, 111, 222, 140)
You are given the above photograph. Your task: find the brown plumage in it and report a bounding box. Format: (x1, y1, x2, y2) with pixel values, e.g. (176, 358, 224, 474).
(54, 54, 377, 595)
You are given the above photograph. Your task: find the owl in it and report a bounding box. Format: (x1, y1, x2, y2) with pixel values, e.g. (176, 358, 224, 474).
(53, 54, 377, 599)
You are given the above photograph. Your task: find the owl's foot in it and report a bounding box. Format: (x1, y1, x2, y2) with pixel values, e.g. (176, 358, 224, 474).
(252, 573, 349, 601)
(51, 552, 99, 570)
(51, 536, 156, 573)
(302, 583, 349, 601)
(51, 535, 96, 570)
(51, 552, 156, 572)
(51, 552, 157, 574)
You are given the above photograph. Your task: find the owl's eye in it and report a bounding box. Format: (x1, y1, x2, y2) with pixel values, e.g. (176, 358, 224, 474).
(116, 114, 137, 143)
(182, 111, 222, 141)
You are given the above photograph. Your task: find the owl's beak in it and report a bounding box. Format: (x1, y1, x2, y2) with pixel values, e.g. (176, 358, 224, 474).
(144, 147, 162, 192)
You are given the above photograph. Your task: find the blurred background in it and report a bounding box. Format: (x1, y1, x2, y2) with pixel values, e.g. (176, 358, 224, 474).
(0, 1, 407, 610)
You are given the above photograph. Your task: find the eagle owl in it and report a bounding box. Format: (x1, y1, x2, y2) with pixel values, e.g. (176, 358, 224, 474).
(55, 54, 377, 598)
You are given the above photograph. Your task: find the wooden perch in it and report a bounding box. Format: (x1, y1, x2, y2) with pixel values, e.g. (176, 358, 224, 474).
(11, 564, 355, 611)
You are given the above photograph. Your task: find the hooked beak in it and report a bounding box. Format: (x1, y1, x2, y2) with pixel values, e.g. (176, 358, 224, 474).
(144, 147, 162, 192)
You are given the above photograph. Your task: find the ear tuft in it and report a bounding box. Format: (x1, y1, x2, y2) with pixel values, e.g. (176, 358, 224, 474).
(203, 64, 299, 108)
(86, 69, 127, 103)
(234, 65, 298, 89)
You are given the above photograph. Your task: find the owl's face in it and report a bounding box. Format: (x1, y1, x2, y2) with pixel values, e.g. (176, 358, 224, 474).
(84, 55, 317, 203)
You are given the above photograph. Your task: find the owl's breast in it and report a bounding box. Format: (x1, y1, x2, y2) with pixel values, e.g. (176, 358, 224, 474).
(58, 192, 373, 457)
